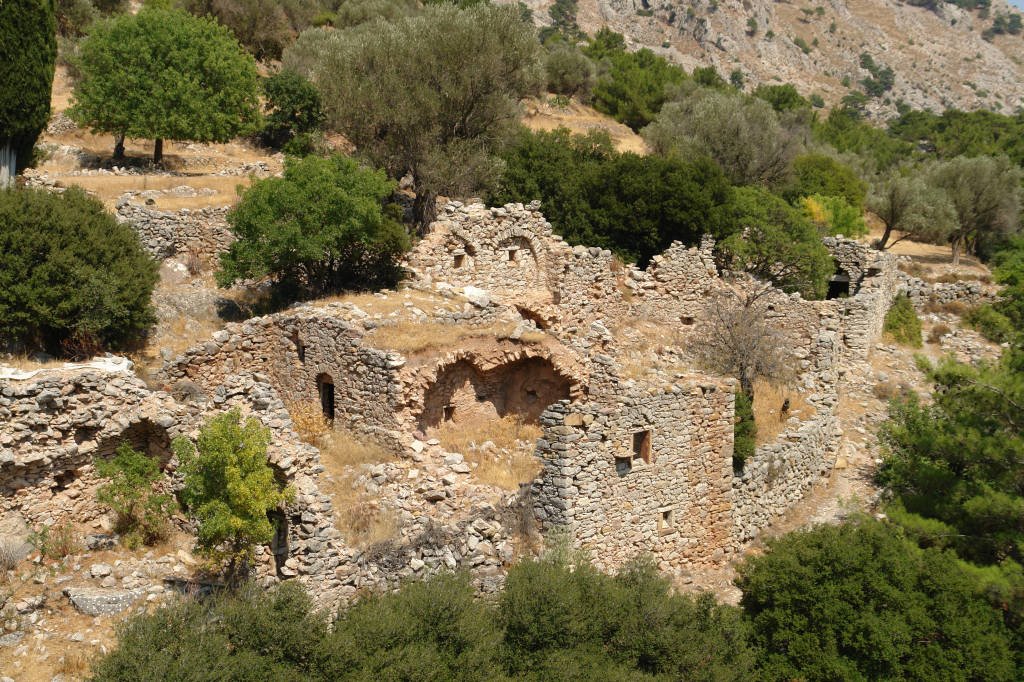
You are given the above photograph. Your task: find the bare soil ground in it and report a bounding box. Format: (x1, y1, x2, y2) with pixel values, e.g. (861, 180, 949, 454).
(521, 96, 647, 154)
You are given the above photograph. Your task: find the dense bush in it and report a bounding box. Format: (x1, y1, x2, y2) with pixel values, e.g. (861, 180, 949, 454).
(801, 193, 867, 238)
(544, 45, 595, 99)
(93, 551, 754, 679)
(217, 154, 408, 299)
(738, 519, 1018, 681)
(883, 294, 923, 347)
(96, 443, 175, 548)
(0, 187, 157, 356)
(784, 152, 867, 208)
(181, 0, 322, 60)
(259, 69, 325, 153)
(173, 410, 292, 579)
(752, 83, 809, 112)
(492, 127, 735, 266)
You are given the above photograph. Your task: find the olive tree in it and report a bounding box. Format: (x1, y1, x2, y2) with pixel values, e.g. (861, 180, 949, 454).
(284, 3, 542, 229)
(0, 0, 56, 187)
(643, 88, 803, 188)
(69, 8, 260, 163)
(868, 172, 957, 250)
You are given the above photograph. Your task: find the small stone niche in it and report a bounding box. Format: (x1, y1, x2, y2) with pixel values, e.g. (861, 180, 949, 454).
(658, 507, 674, 534)
(453, 252, 465, 269)
(632, 429, 652, 464)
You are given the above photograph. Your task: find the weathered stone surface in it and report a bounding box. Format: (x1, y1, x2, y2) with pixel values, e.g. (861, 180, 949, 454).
(64, 587, 138, 616)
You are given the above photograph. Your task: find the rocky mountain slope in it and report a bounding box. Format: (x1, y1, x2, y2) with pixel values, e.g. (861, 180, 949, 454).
(513, 0, 1024, 115)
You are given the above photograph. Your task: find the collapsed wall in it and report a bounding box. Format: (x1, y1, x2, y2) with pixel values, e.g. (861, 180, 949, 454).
(116, 199, 233, 261)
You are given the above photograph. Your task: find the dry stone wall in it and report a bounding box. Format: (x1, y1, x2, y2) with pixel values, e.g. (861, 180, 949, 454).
(115, 199, 232, 261)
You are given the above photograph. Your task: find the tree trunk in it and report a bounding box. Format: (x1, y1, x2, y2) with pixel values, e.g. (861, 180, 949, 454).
(951, 236, 962, 267)
(153, 138, 163, 164)
(413, 188, 438, 236)
(876, 223, 894, 250)
(740, 372, 754, 400)
(113, 134, 125, 160)
(0, 141, 15, 189)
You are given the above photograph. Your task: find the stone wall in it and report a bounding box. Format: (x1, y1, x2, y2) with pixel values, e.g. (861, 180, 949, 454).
(116, 199, 233, 261)
(901, 274, 997, 309)
(532, 377, 738, 573)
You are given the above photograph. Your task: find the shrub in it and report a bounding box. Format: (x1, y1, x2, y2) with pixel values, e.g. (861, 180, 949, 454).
(173, 410, 292, 579)
(96, 443, 175, 548)
(0, 537, 23, 573)
(259, 69, 325, 152)
(0, 187, 158, 357)
(545, 45, 595, 98)
(217, 155, 409, 300)
(801, 193, 867, 237)
(784, 153, 867, 208)
(883, 294, 923, 347)
(28, 521, 81, 560)
(733, 391, 756, 470)
(738, 519, 1018, 681)
(927, 322, 952, 344)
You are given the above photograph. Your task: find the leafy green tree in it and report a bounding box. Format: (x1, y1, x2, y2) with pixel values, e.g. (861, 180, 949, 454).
(784, 152, 867, 208)
(733, 390, 757, 470)
(890, 108, 1024, 167)
(96, 443, 175, 548)
(330, 0, 419, 28)
(0, 187, 157, 356)
(69, 8, 260, 163)
(868, 171, 958, 249)
(173, 410, 292, 579)
(801, 193, 867, 238)
(259, 69, 325, 153)
(717, 186, 833, 299)
(217, 155, 408, 299)
(738, 519, 1018, 681)
(0, 0, 57, 186)
(284, 3, 542, 229)
(753, 83, 809, 112)
(583, 28, 687, 131)
(928, 155, 1022, 265)
(644, 88, 803, 188)
(492, 127, 735, 266)
(55, 0, 96, 37)
(814, 106, 914, 171)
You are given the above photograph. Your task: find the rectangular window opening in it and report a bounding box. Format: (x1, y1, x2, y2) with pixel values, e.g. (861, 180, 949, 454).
(507, 249, 517, 262)
(443, 404, 455, 422)
(658, 507, 674, 534)
(319, 381, 335, 421)
(453, 253, 465, 269)
(632, 430, 652, 464)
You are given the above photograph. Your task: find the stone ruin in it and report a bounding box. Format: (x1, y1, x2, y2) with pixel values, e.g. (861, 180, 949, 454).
(5, 199, 984, 606)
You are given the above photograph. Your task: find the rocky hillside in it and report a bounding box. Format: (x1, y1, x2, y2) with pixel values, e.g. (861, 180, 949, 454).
(513, 0, 1024, 115)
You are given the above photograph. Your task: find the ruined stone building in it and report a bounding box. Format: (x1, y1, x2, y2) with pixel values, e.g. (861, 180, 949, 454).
(2, 200, 920, 604)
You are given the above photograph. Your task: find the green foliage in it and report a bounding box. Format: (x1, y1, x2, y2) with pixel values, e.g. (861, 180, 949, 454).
(738, 519, 1018, 681)
(883, 294, 923, 347)
(217, 155, 407, 299)
(718, 186, 833, 299)
(259, 69, 325, 152)
(733, 391, 756, 470)
(180, 0, 321, 60)
(692, 65, 727, 89)
(859, 52, 895, 97)
(0, 0, 57, 176)
(91, 582, 325, 680)
(868, 170, 958, 249)
(966, 303, 1018, 343)
(801, 193, 867, 238)
(784, 153, 866, 208)
(793, 36, 812, 54)
(813, 107, 914, 170)
(55, 0, 97, 37)
(583, 29, 687, 131)
(928, 155, 1021, 263)
(28, 521, 81, 560)
(68, 8, 260, 162)
(284, 3, 541, 227)
(492, 127, 735, 266)
(96, 443, 175, 548)
(317, 571, 502, 679)
(330, 0, 419, 28)
(173, 410, 292, 574)
(643, 87, 803, 188)
(890, 109, 1024, 168)
(0, 187, 157, 356)
(544, 45, 595, 99)
(752, 83, 809, 112)
(809, 92, 825, 108)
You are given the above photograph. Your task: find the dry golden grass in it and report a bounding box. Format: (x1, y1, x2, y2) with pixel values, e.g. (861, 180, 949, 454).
(521, 96, 648, 154)
(55, 175, 250, 209)
(364, 321, 521, 355)
(752, 379, 816, 445)
(0, 355, 70, 371)
(287, 401, 400, 548)
(435, 415, 543, 490)
(56, 649, 92, 678)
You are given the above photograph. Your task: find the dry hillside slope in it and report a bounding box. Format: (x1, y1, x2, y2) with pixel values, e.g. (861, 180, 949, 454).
(510, 0, 1024, 116)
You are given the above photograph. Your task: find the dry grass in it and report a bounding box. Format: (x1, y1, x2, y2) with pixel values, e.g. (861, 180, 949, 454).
(52, 174, 252, 210)
(873, 379, 914, 402)
(434, 415, 543, 490)
(364, 320, 521, 355)
(56, 649, 92, 678)
(0, 355, 70, 371)
(752, 379, 816, 445)
(287, 401, 400, 548)
(928, 323, 952, 344)
(922, 299, 973, 317)
(521, 95, 647, 154)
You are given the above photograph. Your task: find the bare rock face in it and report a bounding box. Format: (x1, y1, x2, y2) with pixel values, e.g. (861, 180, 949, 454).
(505, 0, 1024, 115)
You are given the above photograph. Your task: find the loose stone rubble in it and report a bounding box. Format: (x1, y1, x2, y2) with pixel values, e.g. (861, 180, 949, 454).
(1, 201, 999, 620)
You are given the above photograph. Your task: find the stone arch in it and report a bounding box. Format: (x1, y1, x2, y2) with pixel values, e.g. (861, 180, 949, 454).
(93, 417, 173, 465)
(495, 234, 545, 289)
(419, 355, 575, 431)
(447, 234, 477, 271)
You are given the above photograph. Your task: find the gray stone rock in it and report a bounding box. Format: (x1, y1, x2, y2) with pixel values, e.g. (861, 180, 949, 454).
(64, 587, 137, 616)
